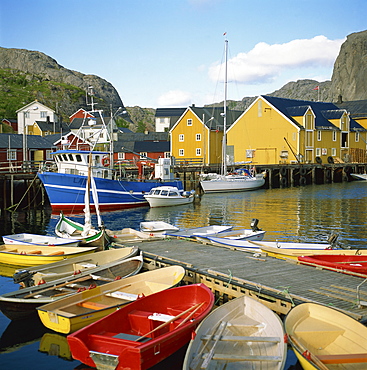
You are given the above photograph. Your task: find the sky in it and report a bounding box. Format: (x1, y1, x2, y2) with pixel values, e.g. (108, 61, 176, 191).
(0, 0, 366, 109)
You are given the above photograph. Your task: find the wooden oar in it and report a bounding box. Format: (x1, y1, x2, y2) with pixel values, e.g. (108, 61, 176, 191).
(201, 321, 228, 369)
(334, 260, 367, 264)
(135, 302, 203, 342)
(189, 320, 224, 370)
(176, 302, 204, 329)
(24, 275, 93, 298)
(289, 335, 329, 370)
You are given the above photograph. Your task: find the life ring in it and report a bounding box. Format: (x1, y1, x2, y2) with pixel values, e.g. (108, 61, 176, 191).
(102, 156, 110, 167)
(280, 167, 287, 176)
(325, 169, 331, 179)
(300, 167, 307, 176)
(281, 177, 288, 187)
(300, 176, 306, 186)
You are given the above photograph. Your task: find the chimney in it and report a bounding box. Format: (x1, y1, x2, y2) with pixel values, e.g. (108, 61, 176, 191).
(337, 95, 343, 104)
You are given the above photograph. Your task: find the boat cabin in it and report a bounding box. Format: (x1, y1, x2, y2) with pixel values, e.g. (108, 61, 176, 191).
(52, 150, 113, 179)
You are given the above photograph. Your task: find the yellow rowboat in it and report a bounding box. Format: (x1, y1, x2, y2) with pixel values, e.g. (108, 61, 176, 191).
(0, 244, 98, 267)
(255, 243, 367, 261)
(37, 265, 186, 334)
(14, 246, 139, 287)
(285, 302, 367, 370)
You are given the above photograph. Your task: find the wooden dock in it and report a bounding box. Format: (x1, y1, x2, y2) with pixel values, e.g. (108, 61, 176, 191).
(125, 238, 367, 322)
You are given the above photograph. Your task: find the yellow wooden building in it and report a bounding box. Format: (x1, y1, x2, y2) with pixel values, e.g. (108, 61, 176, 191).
(227, 95, 367, 165)
(169, 106, 242, 166)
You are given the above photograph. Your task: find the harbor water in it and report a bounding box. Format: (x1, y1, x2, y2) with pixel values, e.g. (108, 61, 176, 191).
(0, 181, 366, 369)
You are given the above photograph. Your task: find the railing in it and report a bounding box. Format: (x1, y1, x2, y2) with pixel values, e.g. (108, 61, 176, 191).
(174, 158, 204, 166)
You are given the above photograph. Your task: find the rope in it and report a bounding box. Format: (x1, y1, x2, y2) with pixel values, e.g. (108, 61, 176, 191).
(277, 286, 295, 307)
(7, 174, 38, 212)
(214, 269, 233, 305)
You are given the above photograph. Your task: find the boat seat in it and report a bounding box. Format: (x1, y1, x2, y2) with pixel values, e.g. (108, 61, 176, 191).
(201, 335, 280, 343)
(74, 262, 97, 269)
(317, 353, 367, 364)
(47, 251, 65, 256)
(6, 249, 18, 253)
(209, 354, 282, 362)
(27, 250, 42, 254)
(106, 291, 138, 301)
(148, 313, 175, 322)
(78, 301, 109, 310)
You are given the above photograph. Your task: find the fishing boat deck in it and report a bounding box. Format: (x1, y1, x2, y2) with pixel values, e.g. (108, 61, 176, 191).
(128, 238, 367, 322)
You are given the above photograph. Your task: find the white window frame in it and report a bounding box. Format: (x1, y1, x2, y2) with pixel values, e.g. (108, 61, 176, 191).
(187, 119, 192, 126)
(46, 150, 53, 160)
(140, 152, 147, 159)
(196, 133, 201, 141)
(164, 152, 170, 158)
(179, 149, 184, 156)
(316, 148, 321, 156)
(356, 132, 360, 142)
(7, 149, 16, 160)
(332, 148, 337, 156)
(118, 152, 125, 160)
(196, 148, 201, 156)
(179, 134, 184, 142)
(40, 111, 48, 118)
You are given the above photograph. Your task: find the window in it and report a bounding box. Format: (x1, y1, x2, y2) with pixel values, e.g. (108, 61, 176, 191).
(317, 130, 321, 141)
(196, 148, 201, 156)
(46, 150, 53, 160)
(179, 149, 184, 156)
(179, 134, 184, 142)
(341, 133, 348, 148)
(356, 132, 360, 142)
(305, 113, 314, 130)
(164, 152, 170, 158)
(118, 152, 125, 160)
(316, 148, 321, 156)
(7, 149, 16, 160)
(196, 134, 201, 141)
(40, 111, 47, 118)
(332, 131, 337, 141)
(332, 148, 336, 156)
(187, 119, 192, 126)
(140, 152, 147, 159)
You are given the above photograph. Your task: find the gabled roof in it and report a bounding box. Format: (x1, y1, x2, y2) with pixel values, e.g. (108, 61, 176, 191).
(34, 121, 70, 132)
(335, 100, 367, 119)
(16, 100, 55, 113)
(262, 95, 365, 131)
(155, 108, 186, 117)
(134, 141, 170, 153)
(0, 133, 52, 149)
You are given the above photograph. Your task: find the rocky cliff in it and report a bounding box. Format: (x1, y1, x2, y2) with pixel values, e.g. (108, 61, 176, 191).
(330, 30, 367, 102)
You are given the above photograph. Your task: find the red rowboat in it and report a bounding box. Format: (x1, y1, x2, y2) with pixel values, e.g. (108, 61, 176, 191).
(298, 254, 367, 276)
(67, 283, 214, 370)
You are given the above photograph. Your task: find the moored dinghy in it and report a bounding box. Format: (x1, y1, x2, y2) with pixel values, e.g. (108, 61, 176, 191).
(2, 233, 80, 247)
(285, 302, 367, 370)
(67, 283, 214, 370)
(165, 225, 232, 238)
(0, 255, 143, 320)
(13, 246, 139, 287)
(143, 186, 196, 207)
(183, 295, 287, 370)
(37, 265, 186, 334)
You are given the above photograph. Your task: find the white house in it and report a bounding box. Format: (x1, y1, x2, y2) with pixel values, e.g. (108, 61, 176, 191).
(16, 101, 58, 135)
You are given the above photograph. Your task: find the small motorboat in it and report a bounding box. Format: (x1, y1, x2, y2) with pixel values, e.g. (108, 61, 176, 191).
(143, 186, 195, 207)
(285, 302, 367, 370)
(0, 244, 97, 267)
(350, 173, 367, 181)
(139, 221, 179, 237)
(37, 265, 186, 334)
(2, 233, 80, 247)
(67, 283, 214, 370)
(13, 246, 139, 287)
(183, 295, 287, 370)
(298, 254, 367, 276)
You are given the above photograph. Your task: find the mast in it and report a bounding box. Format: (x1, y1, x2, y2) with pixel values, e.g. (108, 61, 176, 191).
(221, 38, 228, 175)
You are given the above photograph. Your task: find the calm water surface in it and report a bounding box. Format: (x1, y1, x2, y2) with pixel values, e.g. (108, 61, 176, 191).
(0, 181, 366, 369)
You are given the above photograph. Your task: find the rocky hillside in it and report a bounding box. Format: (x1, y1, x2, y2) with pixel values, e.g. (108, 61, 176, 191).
(1, 29, 367, 130)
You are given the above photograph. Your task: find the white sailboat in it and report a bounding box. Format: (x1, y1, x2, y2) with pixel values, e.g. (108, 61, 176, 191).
(200, 39, 265, 193)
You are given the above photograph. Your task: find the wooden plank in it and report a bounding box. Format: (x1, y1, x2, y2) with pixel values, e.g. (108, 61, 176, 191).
(318, 353, 367, 364)
(211, 354, 282, 362)
(201, 335, 280, 343)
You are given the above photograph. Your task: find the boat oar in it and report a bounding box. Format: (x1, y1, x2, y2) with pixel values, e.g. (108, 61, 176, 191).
(135, 302, 204, 342)
(200, 321, 228, 369)
(24, 275, 93, 298)
(176, 302, 204, 329)
(289, 335, 329, 370)
(189, 320, 224, 370)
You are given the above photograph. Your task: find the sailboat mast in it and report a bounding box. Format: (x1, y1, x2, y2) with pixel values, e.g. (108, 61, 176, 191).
(222, 39, 228, 175)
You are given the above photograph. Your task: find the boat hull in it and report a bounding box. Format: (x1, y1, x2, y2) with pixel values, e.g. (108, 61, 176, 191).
(67, 284, 214, 370)
(2, 233, 80, 247)
(200, 175, 265, 193)
(38, 172, 184, 212)
(144, 195, 194, 207)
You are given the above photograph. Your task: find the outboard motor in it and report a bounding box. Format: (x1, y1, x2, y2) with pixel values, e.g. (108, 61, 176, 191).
(13, 270, 36, 287)
(251, 218, 261, 232)
(327, 233, 339, 249)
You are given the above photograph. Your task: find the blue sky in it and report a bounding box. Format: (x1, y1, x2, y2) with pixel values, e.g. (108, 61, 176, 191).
(1, 0, 366, 108)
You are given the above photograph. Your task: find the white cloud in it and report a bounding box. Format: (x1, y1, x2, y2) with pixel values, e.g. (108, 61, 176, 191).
(157, 90, 192, 107)
(209, 35, 345, 85)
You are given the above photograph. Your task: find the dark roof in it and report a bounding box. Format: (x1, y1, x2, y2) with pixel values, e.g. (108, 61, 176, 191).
(190, 106, 243, 131)
(134, 141, 170, 153)
(262, 95, 365, 131)
(155, 108, 186, 117)
(118, 127, 133, 133)
(118, 132, 169, 142)
(35, 121, 70, 132)
(335, 100, 367, 119)
(0, 133, 52, 149)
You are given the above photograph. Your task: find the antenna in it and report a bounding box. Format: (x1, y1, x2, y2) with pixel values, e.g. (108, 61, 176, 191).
(87, 86, 97, 112)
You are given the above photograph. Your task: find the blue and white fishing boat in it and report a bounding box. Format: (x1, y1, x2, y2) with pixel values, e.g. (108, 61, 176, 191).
(38, 92, 183, 213)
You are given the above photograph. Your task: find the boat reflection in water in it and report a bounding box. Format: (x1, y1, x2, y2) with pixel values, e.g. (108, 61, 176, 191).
(39, 333, 72, 361)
